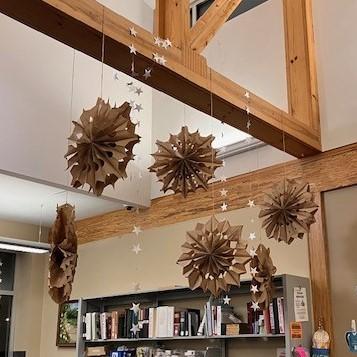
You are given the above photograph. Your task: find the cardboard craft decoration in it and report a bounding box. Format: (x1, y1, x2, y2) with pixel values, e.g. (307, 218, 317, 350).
(48, 203, 78, 304)
(250, 244, 277, 310)
(177, 215, 251, 297)
(259, 179, 318, 244)
(65, 98, 140, 196)
(149, 126, 222, 197)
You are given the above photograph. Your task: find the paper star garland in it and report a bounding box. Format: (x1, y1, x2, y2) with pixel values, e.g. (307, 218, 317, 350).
(130, 324, 141, 335)
(132, 243, 142, 255)
(220, 188, 228, 197)
(252, 301, 260, 312)
(249, 232, 256, 241)
(221, 202, 228, 211)
(143, 68, 152, 80)
(132, 225, 142, 236)
(129, 44, 137, 55)
(130, 303, 141, 315)
(129, 27, 138, 37)
(248, 200, 255, 208)
(223, 295, 231, 305)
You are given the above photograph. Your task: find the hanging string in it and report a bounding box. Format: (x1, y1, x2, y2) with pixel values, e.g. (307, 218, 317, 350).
(66, 48, 77, 203)
(209, 69, 215, 216)
(100, 6, 105, 99)
(38, 203, 44, 243)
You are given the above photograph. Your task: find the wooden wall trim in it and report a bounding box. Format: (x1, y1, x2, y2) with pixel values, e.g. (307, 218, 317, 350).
(308, 194, 334, 351)
(76, 142, 357, 244)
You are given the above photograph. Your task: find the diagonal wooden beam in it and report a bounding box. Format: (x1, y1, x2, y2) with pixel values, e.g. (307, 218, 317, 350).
(189, 0, 243, 53)
(0, 0, 321, 158)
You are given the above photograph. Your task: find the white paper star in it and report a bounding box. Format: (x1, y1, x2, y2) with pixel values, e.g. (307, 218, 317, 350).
(143, 68, 152, 80)
(132, 282, 141, 292)
(164, 38, 172, 48)
(246, 119, 252, 130)
(249, 247, 257, 258)
(159, 56, 167, 65)
(250, 267, 258, 277)
(249, 232, 256, 241)
(135, 87, 143, 96)
(130, 303, 141, 315)
(130, 323, 141, 335)
(153, 52, 161, 63)
(132, 225, 142, 236)
(113, 72, 120, 80)
(246, 106, 250, 115)
(129, 100, 135, 108)
(221, 202, 228, 211)
(223, 295, 231, 305)
(129, 27, 138, 37)
(134, 104, 143, 112)
(154, 36, 162, 46)
(132, 243, 142, 255)
(244, 91, 250, 99)
(220, 176, 227, 183)
(250, 285, 259, 294)
(220, 188, 228, 197)
(129, 44, 137, 55)
(252, 301, 260, 312)
(248, 200, 255, 208)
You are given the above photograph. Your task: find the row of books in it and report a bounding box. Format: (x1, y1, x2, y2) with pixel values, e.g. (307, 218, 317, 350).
(83, 306, 202, 340)
(87, 346, 208, 357)
(247, 297, 285, 335)
(83, 297, 286, 341)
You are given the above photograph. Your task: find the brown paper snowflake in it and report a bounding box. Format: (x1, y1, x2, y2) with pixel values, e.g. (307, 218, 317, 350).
(149, 126, 222, 197)
(65, 98, 140, 196)
(48, 204, 78, 304)
(177, 216, 251, 297)
(250, 244, 277, 310)
(259, 179, 318, 244)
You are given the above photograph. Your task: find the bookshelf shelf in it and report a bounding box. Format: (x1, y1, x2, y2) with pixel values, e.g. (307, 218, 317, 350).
(76, 275, 312, 357)
(84, 334, 286, 343)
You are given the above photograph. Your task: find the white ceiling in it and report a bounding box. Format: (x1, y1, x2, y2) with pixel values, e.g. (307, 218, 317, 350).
(0, 171, 123, 227)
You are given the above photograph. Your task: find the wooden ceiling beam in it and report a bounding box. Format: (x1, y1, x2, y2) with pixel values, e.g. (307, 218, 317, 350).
(0, 0, 321, 158)
(76, 142, 357, 244)
(189, 0, 243, 53)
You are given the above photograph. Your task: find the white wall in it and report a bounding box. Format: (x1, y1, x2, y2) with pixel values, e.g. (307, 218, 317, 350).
(204, 0, 288, 112)
(0, 14, 153, 207)
(313, 0, 357, 150)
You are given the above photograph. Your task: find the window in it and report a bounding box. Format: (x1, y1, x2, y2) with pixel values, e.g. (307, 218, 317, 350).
(0, 253, 15, 357)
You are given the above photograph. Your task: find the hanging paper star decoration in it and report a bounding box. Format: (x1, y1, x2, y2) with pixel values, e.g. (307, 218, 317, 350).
(259, 179, 318, 244)
(177, 216, 251, 297)
(149, 126, 222, 197)
(48, 204, 78, 304)
(65, 98, 140, 196)
(250, 244, 277, 310)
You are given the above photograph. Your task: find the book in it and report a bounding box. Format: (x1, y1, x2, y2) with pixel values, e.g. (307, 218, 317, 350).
(277, 297, 285, 334)
(148, 308, 156, 338)
(156, 306, 169, 337)
(269, 302, 276, 334)
(111, 311, 118, 339)
(272, 298, 280, 335)
(91, 313, 100, 340)
(174, 312, 180, 336)
(84, 313, 92, 340)
(167, 306, 175, 337)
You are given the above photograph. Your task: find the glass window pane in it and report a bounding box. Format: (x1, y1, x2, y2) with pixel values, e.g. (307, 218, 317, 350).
(0, 253, 16, 292)
(0, 295, 12, 357)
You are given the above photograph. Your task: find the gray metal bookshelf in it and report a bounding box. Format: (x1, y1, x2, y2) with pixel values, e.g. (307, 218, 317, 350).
(76, 274, 312, 357)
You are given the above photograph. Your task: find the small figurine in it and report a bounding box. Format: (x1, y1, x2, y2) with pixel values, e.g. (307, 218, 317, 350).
(311, 320, 330, 357)
(346, 320, 357, 353)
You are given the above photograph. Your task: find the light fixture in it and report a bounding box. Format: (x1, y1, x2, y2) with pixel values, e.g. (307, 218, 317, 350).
(0, 236, 50, 254)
